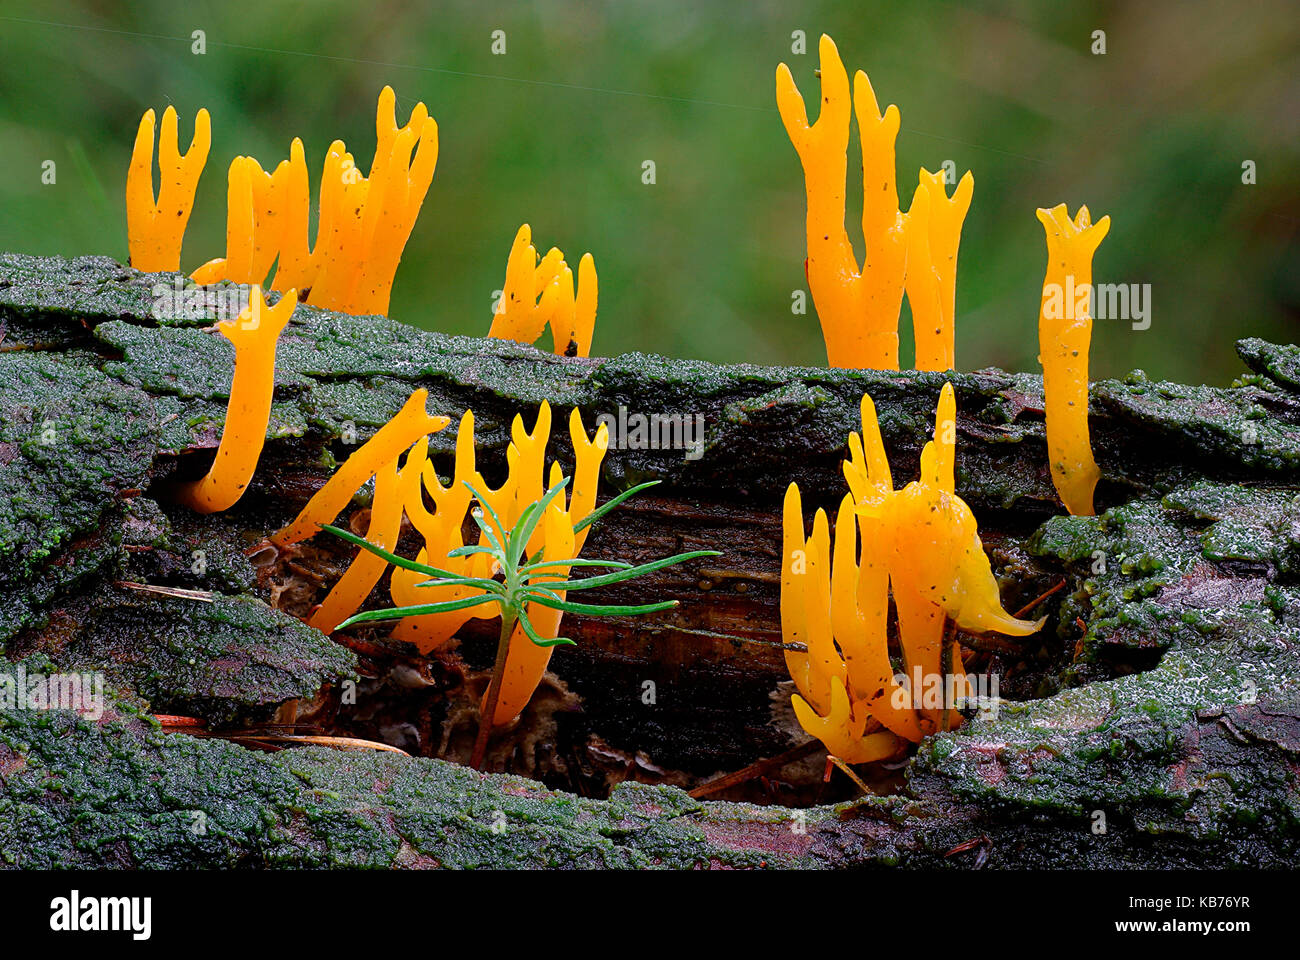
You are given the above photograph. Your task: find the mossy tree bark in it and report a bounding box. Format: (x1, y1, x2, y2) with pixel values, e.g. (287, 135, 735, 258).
(1, 254, 1298, 868)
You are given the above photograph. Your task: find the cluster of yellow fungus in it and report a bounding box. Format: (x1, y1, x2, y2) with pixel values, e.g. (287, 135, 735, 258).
(126, 106, 211, 272)
(487, 224, 598, 357)
(1037, 203, 1110, 517)
(275, 395, 608, 727)
(783, 384, 1044, 762)
(385, 402, 607, 724)
(777, 35, 973, 371)
(127, 86, 437, 317)
(175, 285, 297, 513)
(191, 86, 438, 316)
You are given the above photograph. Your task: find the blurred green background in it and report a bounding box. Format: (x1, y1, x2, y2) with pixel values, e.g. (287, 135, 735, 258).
(1, 0, 1295, 384)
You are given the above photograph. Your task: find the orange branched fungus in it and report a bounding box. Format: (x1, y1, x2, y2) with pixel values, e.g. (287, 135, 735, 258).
(188, 86, 438, 316)
(776, 35, 907, 370)
(904, 168, 974, 372)
(308, 448, 412, 634)
(885, 384, 1043, 727)
(126, 106, 211, 272)
(175, 286, 297, 514)
(386, 413, 487, 652)
(1037, 203, 1110, 516)
(271, 388, 449, 548)
(783, 486, 914, 763)
(487, 224, 598, 358)
(777, 36, 979, 374)
(783, 384, 1044, 759)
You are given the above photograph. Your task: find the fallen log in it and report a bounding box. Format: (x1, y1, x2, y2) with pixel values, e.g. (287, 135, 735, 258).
(1, 253, 1297, 867)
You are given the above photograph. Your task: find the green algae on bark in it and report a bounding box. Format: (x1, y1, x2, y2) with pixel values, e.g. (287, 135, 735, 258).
(0, 691, 805, 869)
(0, 351, 156, 643)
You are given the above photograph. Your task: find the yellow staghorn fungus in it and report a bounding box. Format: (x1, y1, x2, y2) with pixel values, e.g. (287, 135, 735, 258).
(886, 383, 1044, 724)
(387, 412, 487, 652)
(271, 388, 449, 547)
(792, 675, 904, 764)
(782, 484, 910, 761)
(348, 87, 439, 316)
(307, 445, 416, 635)
(488, 224, 598, 357)
(904, 168, 974, 372)
(302, 139, 368, 308)
(174, 286, 297, 514)
(378, 401, 608, 723)
(186, 86, 438, 316)
(784, 383, 1045, 759)
(1037, 203, 1110, 516)
(126, 106, 211, 272)
(776, 35, 907, 369)
(192, 155, 293, 287)
(268, 138, 316, 292)
(320, 402, 702, 771)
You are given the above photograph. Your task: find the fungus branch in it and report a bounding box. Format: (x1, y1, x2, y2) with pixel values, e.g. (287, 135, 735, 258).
(488, 223, 598, 357)
(777, 34, 976, 372)
(126, 106, 210, 272)
(1037, 203, 1111, 516)
(182, 86, 438, 316)
(174, 285, 296, 514)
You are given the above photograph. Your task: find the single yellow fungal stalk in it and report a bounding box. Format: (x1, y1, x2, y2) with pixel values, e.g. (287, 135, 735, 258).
(269, 138, 315, 292)
(174, 286, 296, 514)
(776, 35, 907, 369)
(271, 388, 449, 546)
(308, 447, 414, 635)
(905, 168, 973, 372)
(388, 413, 486, 652)
(126, 106, 211, 272)
(488, 225, 598, 357)
(1036, 203, 1110, 516)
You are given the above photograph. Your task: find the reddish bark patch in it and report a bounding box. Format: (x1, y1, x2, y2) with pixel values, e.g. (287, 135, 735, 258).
(701, 819, 814, 859)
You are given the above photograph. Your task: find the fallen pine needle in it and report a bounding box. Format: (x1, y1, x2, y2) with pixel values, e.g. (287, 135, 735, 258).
(117, 581, 214, 602)
(228, 734, 409, 755)
(826, 755, 871, 795)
